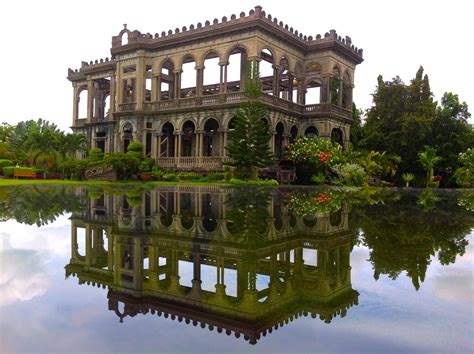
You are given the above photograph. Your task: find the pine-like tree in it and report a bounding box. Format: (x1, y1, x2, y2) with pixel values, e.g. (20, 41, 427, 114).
(226, 61, 273, 179)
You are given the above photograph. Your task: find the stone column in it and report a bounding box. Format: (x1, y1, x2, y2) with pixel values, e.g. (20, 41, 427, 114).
(174, 132, 179, 158)
(272, 65, 280, 97)
(87, 79, 93, 123)
(72, 86, 79, 122)
(136, 56, 145, 110)
(321, 75, 331, 104)
(174, 70, 182, 99)
(223, 130, 228, 157)
(107, 227, 114, 270)
(196, 65, 204, 96)
(338, 79, 344, 107)
(156, 76, 162, 102)
(151, 75, 158, 102)
(219, 63, 225, 93)
(110, 76, 116, 116)
(71, 223, 77, 259)
(223, 63, 228, 93)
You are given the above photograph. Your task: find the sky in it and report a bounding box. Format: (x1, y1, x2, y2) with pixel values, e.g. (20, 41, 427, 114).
(1, 0, 473, 132)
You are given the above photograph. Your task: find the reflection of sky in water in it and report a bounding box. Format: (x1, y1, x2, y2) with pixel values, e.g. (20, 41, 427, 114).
(0, 215, 472, 353)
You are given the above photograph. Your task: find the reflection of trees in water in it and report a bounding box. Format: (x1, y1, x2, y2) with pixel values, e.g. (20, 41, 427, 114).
(0, 185, 86, 226)
(352, 190, 473, 290)
(225, 187, 272, 246)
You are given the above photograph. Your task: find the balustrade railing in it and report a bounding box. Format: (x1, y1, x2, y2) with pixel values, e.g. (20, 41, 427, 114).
(156, 156, 231, 170)
(115, 93, 351, 119)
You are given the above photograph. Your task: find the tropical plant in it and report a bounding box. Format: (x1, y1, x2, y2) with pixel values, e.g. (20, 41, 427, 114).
(418, 146, 442, 187)
(454, 148, 474, 187)
(402, 173, 415, 187)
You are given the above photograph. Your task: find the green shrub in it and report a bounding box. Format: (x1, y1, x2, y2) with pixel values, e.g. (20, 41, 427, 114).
(178, 172, 201, 181)
(230, 178, 278, 186)
(310, 172, 326, 185)
(0, 159, 13, 169)
(139, 158, 155, 172)
(3, 166, 14, 177)
(87, 148, 104, 163)
(332, 163, 367, 187)
(199, 173, 226, 182)
(58, 158, 87, 180)
(162, 173, 178, 182)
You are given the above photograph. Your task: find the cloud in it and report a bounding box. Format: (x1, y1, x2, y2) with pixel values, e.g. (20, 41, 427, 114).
(0, 248, 50, 306)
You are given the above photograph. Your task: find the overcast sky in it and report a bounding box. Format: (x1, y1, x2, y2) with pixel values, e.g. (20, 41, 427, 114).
(1, 0, 472, 132)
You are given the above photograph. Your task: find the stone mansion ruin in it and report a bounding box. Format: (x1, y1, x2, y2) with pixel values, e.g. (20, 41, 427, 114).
(67, 6, 363, 171)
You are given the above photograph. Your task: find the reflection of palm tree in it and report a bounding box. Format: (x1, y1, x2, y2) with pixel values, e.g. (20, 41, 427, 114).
(417, 189, 441, 212)
(5, 185, 86, 226)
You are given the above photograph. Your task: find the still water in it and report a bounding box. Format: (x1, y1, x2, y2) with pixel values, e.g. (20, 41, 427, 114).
(0, 185, 473, 353)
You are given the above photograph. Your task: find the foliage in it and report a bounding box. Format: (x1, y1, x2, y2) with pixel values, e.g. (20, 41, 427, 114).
(352, 190, 473, 290)
(285, 137, 343, 184)
(229, 178, 278, 186)
(0, 185, 86, 226)
(0, 159, 13, 172)
(454, 148, 474, 187)
(58, 158, 88, 180)
(225, 186, 272, 246)
(430, 92, 474, 186)
(310, 172, 326, 185)
(286, 190, 343, 215)
(87, 148, 104, 164)
(402, 172, 415, 187)
(361, 67, 473, 186)
(331, 163, 367, 187)
(225, 61, 274, 179)
(350, 103, 364, 149)
(101, 152, 140, 180)
(286, 137, 343, 167)
(2, 166, 15, 177)
(418, 146, 442, 187)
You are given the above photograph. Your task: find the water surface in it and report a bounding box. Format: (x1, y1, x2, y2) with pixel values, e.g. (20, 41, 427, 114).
(0, 185, 473, 353)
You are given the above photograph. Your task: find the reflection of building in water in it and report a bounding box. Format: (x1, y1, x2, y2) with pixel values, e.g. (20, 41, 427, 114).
(66, 186, 358, 344)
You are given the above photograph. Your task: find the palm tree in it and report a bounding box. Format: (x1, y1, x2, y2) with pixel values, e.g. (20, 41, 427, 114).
(25, 123, 62, 178)
(402, 173, 415, 187)
(418, 146, 442, 188)
(60, 133, 87, 159)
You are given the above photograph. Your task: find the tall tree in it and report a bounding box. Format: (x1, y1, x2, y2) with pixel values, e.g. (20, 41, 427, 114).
(362, 67, 437, 182)
(226, 61, 273, 179)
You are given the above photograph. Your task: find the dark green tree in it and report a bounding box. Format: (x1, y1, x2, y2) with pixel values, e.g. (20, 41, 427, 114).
(349, 103, 364, 149)
(430, 92, 474, 186)
(226, 61, 273, 179)
(362, 67, 437, 183)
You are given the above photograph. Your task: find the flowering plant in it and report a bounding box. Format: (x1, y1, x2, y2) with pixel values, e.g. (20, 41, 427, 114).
(286, 190, 342, 215)
(285, 137, 343, 167)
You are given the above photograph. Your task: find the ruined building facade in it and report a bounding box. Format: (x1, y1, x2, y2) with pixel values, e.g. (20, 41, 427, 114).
(67, 6, 363, 171)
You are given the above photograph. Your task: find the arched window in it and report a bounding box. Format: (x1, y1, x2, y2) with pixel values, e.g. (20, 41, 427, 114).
(160, 122, 175, 157)
(226, 46, 247, 92)
(331, 128, 344, 146)
(203, 51, 221, 95)
(181, 55, 197, 98)
(304, 126, 318, 138)
(203, 119, 220, 157)
(259, 48, 274, 95)
(275, 122, 284, 159)
(181, 121, 196, 157)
